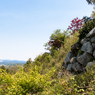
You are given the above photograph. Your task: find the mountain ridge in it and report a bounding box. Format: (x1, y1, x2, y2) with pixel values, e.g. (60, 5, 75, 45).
(0, 59, 26, 66)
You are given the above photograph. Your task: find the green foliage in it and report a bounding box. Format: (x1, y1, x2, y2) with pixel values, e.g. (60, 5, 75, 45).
(50, 29, 68, 42)
(44, 29, 69, 51)
(50, 46, 58, 56)
(23, 58, 32, 72)
(0, 65, 6, 70)
(66, 64, 95, 94)
(1, 63, 95, 95)
(34, 52, 51, 63)
(0, 65, 20, 74)
(6, 66, 19, 74)
(25, 58, 32, 65)
(0, 66, 56, 95)
(78, 18, 95, 42)
(1, 25, 95, 95)
(86, 0, 95, 5)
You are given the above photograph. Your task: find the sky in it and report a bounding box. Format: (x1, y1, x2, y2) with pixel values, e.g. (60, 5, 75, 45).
(0, 0, 94, 61)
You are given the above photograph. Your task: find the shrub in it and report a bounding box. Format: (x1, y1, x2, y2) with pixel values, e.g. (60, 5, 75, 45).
(78, 18, 95, 42)
(0, 65, 6, 70)
(23, 58, 32, 72)
(45, 29, 68, 51)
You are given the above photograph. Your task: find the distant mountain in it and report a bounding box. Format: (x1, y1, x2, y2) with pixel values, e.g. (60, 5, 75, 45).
(0, 59, 26, 66)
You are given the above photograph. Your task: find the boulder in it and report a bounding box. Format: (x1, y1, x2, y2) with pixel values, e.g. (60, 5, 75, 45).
(86, 28, 95, 38)
(63, 27, 95, 73)
(80, 38, 90, 45)
(77, 52, 81, 57)
(64, 51, 74, 65)
(91, 36, 95, 43)
(77, 52, 92, 65)
(67, 64, 72, 71)
(72, 62, 83, 72)
(86, 61, 95, 69)
(71, 42, 81, 52)
(93, 50, 95, 58)
(70, 57, 77, 64)
(92, 43, 95, 49)
(81, 42, 93, 54)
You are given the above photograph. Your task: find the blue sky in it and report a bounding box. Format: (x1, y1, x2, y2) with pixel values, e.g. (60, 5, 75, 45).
(0, 0, 94, 61)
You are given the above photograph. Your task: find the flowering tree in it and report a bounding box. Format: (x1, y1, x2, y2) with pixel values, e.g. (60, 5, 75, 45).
(67, 17, 83, 34)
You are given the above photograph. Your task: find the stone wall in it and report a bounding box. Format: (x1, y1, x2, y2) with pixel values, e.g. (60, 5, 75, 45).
(64, 28, 95, 73)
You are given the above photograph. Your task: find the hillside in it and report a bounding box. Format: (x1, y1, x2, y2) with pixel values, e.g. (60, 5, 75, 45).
(1, 0, 95, 95)
(1, 18, 95, 95)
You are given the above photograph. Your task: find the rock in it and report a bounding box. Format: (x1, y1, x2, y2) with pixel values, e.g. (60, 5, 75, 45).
(80, 38, 90, 44)
(81, 42, 93, 54)
(86, 61, 95, 69)
(77, 52, 92, 65)
(70, 57, 77, 64)
(86, 28, 95, 38)
(91, 36, 95, 43)
(72, 62, 83, 72)
(92, 43, 95, 49)
(70, 57, 83, 72)
(64, 51, 74, 65)
(71, 42, 81, 52)
(93, 50, 95, 58)
(77, 52, 81, 57)
(64, 27, 95, 73)
(67, 64, 72, 71)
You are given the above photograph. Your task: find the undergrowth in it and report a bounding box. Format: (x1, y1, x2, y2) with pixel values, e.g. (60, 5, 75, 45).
(0, 32, 95, 95)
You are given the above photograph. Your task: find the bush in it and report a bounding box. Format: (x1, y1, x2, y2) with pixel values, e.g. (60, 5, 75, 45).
(23, 58, 32, 72)
(78, 18, 95, 42)
(45, 29, 69, 51)
(0, 66, 56, 95)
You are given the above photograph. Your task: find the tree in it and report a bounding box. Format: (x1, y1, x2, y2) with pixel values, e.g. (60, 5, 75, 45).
(82, 16, 92, 23)
(86, 0, 95, 18)
(6, 66, 19, 74)
(0, 65, 6, 70)
(86, 0, 95, 4)
(67, 17, 83, 34)
(44, 29, 68, 51)
(78, 18, 95, 42)
(24, 58, 32, 72)
(25, 58, 32, 65)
